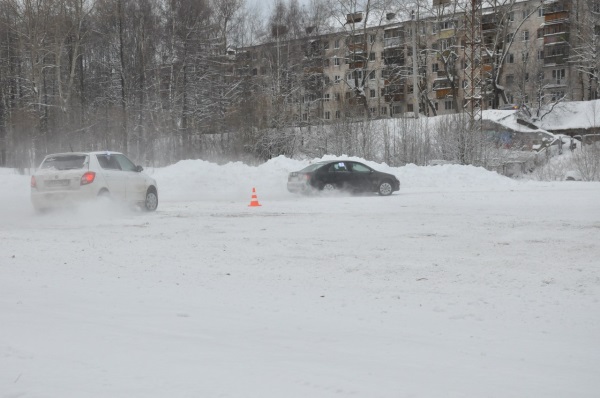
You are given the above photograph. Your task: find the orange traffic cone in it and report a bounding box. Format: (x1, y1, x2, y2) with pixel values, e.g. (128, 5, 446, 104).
(248, 187, 262, 207)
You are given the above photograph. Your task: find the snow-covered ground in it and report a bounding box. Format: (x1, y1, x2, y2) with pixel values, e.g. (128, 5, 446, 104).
(1, 157, 599, 398)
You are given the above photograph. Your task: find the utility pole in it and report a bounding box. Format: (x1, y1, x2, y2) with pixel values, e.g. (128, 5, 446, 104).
(462, 0, 483, 164)
(411, 10, 419, 119)
(463, 0, 483, 129)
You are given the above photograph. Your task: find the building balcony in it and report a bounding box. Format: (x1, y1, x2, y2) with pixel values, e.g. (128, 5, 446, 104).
(544, 11, 569, 23)
(349, 61, 365, 69)
(435, 87, 452, 99)
(543, 54, 567, 65)
(384, 37, 402, 48)
(384, 57, 405, 66)
(438, 29, 455, 40)
(482, 19, 497, 33)
(545, 78, 568, 87)
(303, 66, 323, 74)
(384, 93, 405, 102)
(348, 43, 366, 53)
(544, 34, 569, 45)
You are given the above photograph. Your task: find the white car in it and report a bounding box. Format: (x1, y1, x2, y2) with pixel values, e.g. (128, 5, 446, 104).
(31, 151, 158, 212)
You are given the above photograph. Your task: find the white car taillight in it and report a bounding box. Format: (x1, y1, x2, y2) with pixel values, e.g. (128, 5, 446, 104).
(80, 171, 96, 185)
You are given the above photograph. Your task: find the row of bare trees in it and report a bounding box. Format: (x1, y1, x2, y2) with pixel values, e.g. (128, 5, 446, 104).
(0, 0, 254, 168)
(1, 0, 600, 169)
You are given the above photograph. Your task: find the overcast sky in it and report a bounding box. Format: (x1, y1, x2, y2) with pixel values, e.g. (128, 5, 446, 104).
(247, 0, 313, 15)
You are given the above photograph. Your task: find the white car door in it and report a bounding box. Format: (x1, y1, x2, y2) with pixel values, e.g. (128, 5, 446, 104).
(95, 154, 127, 199)
(113, 154, 147, 202)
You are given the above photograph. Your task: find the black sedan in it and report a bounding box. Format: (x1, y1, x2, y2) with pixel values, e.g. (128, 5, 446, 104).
(287, 160, 400, 196)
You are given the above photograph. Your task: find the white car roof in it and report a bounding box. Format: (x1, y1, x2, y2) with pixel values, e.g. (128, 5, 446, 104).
(45, 151, 123, 157)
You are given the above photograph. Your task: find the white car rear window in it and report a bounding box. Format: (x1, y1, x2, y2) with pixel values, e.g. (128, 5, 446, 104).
(41, 155, 88, 170)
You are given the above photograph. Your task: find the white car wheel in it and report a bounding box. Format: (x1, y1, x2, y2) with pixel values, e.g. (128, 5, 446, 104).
(144, 189, 158, 211)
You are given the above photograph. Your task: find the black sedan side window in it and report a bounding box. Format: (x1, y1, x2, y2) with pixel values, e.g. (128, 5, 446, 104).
(350, 162, 371, 173)
(329, 162, 348, 172)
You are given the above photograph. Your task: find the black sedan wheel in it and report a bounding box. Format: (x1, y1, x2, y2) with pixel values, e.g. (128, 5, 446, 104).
(322, 183, 336, 192)
(378, 181, 393, 196)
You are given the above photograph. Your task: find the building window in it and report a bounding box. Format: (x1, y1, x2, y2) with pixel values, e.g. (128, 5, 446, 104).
(444, 100, 454, 110)
(522, 30, 529, 41)
(370, 89, 376, 98)
(552, 69, 566, 84)
(325, 111, 330, 120)
(440, 20, 454, 30)
(348, 70, 362, 81)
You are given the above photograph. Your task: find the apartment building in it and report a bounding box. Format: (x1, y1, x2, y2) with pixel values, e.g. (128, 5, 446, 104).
(236, 0, 590, 126)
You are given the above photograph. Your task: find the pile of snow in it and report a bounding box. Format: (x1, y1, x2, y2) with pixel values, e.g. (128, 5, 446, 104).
(150, 155, 517, 202)
(539, 100, 600, 131)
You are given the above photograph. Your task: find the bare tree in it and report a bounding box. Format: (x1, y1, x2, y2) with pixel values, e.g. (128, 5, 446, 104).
(211, 0, 245, 54)
(569, 2, 600, 100)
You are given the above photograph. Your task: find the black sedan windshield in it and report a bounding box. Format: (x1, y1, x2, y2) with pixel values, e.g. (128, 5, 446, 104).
(299, 163, 327, 173)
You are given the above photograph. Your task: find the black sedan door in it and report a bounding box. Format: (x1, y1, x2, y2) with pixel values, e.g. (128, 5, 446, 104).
(321, 161, 352, 190)
(348, 162, 375, 192)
